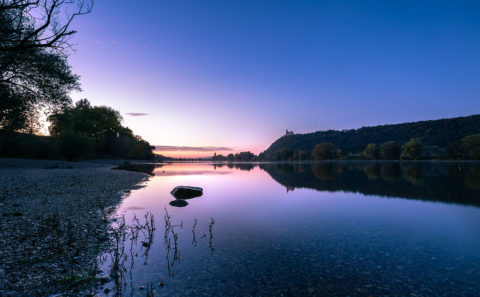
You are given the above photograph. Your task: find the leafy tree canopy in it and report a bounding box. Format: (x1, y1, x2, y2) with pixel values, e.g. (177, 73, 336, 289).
(381, 141, 400, 160)
(49, 99, 154, 160)
(363, 143, 379, 159)
(312, 143, 336, 160)
(401, 138, 423, 160)
(0, 0, 91, 132)
(462, 134, 480, 159)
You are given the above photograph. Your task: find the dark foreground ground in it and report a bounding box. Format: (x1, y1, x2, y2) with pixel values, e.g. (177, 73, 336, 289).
(0, 158, 147, 296)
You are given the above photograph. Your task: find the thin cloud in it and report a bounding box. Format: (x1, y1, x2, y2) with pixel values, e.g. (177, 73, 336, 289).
(155, 146, 234, 152)
(125, 113, 149, 117)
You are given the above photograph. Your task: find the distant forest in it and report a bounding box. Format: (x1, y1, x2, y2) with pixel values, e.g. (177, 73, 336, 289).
(260, 115, 480, 160)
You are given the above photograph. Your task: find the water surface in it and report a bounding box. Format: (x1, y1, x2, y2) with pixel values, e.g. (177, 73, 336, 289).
(103, 162, 480, 296)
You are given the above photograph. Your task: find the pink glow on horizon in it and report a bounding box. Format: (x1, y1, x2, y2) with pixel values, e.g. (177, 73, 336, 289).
(154, 146, 265, 158)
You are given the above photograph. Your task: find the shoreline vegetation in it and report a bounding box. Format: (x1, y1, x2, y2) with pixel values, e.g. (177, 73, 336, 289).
(259, 114, 480, 161)
(208, 114, 480, 162)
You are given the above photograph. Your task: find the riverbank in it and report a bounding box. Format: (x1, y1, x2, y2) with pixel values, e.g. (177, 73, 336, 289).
(0, 158, 148, 296)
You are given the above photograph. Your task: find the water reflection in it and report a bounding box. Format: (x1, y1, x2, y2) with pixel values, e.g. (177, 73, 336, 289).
(258, 162, 480, 207)
(103, 161, 480, 296)
(118, 162, 480, 206)
(103, 208, 215, 296)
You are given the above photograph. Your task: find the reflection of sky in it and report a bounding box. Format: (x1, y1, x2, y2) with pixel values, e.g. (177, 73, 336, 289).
(154, 148, 234, 159)
(68, 1, 480, 155)
(118, 163, 480, 244)
(109, 163, 480, 296)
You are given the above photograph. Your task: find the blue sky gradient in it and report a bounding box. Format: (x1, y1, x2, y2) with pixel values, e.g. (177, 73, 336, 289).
(68, 0, 480, 155)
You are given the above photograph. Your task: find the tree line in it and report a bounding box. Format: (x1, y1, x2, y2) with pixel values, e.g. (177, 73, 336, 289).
(208, 133, 480, 162)
(263, 115, 480, 160)
(0, 1, 154, 160)
(265, 135, 480, 161)
(211, 151, 256, 162)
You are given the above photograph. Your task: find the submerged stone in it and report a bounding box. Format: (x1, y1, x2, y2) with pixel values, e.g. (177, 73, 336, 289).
(170, 186, 203, 199)
(169, 199, 188, 207)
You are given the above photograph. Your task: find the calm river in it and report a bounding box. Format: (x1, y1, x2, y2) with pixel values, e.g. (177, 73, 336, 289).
(101, 162, 480, 297)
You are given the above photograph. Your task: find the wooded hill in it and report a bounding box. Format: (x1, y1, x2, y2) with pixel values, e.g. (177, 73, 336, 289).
(262, 114, 480, 158)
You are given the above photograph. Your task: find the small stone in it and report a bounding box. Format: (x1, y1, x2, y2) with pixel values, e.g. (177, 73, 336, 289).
(139, 286, 145, 290)
(170, 186, 203, 199)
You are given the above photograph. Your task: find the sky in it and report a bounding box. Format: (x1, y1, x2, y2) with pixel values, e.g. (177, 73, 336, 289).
(68, 0, 480, 157)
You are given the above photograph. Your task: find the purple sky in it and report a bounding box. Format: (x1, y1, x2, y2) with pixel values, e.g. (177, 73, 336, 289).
(68, 0, 480, 156)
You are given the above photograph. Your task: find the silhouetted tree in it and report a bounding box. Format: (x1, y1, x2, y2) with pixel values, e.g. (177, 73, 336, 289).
(274, 149, 293, 160)
(363, 143, 379, 159)
(446, 142, 462, 159)
(49, 99, 154, 159)
(293, 150, 309, 160)
(312, 143, 336, 160)
(0, 0, 92, 132)
(234, 151, 256, 161)
(462, 134, 480, 159)
(58, 131, 93, 160)
(402, 138, 423, 160)
(381, 141, 400, 160)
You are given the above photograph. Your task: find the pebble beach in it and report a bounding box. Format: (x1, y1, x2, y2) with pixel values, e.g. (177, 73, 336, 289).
(0, 158, 148, 296)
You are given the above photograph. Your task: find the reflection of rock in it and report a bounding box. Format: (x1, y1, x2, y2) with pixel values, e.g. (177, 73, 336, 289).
(169, 200, 188, 207)
(170, 186, 203, 199)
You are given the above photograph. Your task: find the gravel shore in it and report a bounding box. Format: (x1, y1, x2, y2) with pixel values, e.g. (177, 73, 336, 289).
(0, 158, 148, 296)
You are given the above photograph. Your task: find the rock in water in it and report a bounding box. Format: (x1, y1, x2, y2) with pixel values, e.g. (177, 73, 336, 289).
(170, 186, 203, 199)
(169, 200, 188, 207)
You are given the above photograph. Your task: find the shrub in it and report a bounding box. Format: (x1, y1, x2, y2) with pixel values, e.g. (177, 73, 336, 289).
(58, 132, 93, 161)
(312, 143, 337, 160)
(402, 138, 423, 160)
(381, 141, 400, 160)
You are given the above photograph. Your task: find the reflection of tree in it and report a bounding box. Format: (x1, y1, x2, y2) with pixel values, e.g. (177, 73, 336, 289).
(234, 163, 255, 171)
(465, 165, 480, 190)
(448, 164, 463, 181)
(274, 163, 295, 174)
(312, 164, 335, 180)
(363, 164, 379, 180)
(295, 163, 307, 173)
(213, 163, 225, 170)
(380, 163, 402, 182)
(402, 164, 423, 185)
(260, 162, 480, 207)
